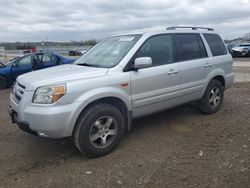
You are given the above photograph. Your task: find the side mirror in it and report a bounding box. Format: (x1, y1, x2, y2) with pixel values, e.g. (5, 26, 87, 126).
(134, 57, 152, 69)
(12, 61, 18, 68)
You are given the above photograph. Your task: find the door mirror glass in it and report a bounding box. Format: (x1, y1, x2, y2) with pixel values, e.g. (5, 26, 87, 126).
(134, 57, 152, 69)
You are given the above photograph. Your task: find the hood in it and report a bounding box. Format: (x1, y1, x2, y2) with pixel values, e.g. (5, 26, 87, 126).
(232, 46, 248, 52)
(17, 64, 108, 90)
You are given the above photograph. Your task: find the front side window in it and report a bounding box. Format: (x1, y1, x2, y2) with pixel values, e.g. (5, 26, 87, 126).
(18, 55, 31, 66)
(136, 35, 173, 66)
(174, 34, 205, 61)
(203, 33, 227, 56)
(74, 35, 141, 68)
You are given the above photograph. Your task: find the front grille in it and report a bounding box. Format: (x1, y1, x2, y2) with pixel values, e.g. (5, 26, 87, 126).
(12, 82, 26, 103)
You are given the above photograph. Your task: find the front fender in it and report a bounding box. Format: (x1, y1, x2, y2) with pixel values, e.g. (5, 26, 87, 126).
(62, 86, 132, 136)
(75, 86, 132, 111)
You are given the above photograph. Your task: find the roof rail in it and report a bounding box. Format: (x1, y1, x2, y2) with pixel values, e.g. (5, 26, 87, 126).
(166, 26, 214, 31)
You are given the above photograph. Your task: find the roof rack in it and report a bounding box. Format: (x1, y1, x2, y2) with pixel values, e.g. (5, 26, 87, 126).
(166, 26, 214, 31)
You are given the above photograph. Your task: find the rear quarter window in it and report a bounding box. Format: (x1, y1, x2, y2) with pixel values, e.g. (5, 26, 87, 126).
(203, 34, 227, 56)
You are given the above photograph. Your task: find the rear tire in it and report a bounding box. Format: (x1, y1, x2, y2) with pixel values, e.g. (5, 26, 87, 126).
(198, 79, 224, 114)
(0, 76, 7, 90)
(73, 103, 125, 158)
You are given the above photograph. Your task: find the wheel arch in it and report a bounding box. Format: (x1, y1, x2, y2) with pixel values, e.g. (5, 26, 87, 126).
(212, 75, 225, 88)
(201, 70, 226, 98)
(71, 96, 132, 137)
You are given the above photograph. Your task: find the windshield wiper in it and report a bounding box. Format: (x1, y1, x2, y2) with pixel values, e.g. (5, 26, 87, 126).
(77, 62, 96, 67)
(77, 62, 105, 68)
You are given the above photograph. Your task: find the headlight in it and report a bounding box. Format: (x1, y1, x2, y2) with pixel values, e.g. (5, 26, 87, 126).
(32, 84, 66, 104)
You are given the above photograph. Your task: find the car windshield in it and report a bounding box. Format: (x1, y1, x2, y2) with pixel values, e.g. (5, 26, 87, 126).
(74, 34, 141, 68)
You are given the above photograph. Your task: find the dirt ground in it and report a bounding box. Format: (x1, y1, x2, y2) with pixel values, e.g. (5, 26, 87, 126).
(0, 78, 250, 187)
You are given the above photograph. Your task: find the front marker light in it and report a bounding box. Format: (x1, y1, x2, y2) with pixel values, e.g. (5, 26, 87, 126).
(33, 84, 66, 104)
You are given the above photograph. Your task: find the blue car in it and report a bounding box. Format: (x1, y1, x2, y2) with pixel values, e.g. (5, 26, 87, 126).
(0, 52, 75, 89)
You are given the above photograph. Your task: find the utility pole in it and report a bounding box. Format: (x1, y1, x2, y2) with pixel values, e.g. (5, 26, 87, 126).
(46, 36, 49, 52)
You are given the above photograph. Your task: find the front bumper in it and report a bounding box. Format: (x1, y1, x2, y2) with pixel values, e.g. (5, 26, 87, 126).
(9, 106, 38, 136)
(9, 92, 87, 139)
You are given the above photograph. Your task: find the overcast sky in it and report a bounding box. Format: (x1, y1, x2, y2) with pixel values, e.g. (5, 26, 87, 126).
(0, 0, 250, 42)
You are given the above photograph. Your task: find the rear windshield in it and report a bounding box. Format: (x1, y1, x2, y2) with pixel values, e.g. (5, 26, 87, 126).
(203, 34, 227, 56)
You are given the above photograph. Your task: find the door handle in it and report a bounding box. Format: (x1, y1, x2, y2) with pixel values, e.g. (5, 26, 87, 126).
(168, 69, 179, 75)
(204, 63, 212, 68)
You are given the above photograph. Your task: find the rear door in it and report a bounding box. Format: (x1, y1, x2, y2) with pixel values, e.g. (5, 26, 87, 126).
(129, 34, 181, 117)
(173, 33, 210, 103)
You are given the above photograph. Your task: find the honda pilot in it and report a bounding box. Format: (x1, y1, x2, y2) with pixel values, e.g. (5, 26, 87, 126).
(9, 27, 234, 157)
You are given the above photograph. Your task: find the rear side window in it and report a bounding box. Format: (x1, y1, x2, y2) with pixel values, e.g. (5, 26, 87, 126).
(174, 34, 207, 61)
(203, 34, 227, 56)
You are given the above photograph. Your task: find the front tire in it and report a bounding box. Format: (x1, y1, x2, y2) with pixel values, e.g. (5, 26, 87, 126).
(0, 76, 7, 90)
(73, 103, 125, 158)
(198, 79, 224, 114)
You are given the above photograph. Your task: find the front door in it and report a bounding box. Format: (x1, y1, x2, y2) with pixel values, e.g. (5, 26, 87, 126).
(129, 34, 181, 117)
(11, 54, 33, 80)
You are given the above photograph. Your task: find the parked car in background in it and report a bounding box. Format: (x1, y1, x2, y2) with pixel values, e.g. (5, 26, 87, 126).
(23, 47, 36, 54)
(230, 43, 250, 57)
(0, 52, 75, 89)
(69, 50, 82, 56)
(69, 49, 88, 56)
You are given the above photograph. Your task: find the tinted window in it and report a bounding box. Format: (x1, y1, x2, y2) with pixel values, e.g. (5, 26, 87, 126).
(174, 34, 206, 61)
(136, 35, 173, 66)
(203, 34, 227, 56)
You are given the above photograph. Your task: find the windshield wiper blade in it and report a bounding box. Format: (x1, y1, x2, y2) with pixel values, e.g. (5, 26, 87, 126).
(77, 62, 104, 68)
(77, 63, 96, 67)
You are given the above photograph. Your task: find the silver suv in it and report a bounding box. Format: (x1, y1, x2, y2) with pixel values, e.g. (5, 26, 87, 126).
(9, 26, 234, 157)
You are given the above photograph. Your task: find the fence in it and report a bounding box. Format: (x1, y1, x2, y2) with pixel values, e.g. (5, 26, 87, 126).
(0, 45, 92, 62)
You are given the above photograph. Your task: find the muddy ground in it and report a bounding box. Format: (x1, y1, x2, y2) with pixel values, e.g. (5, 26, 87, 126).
(0, 80, 250, 187)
